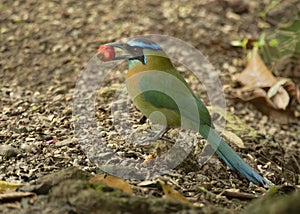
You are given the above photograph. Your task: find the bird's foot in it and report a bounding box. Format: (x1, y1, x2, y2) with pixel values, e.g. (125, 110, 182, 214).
(137, 128, 169, 146)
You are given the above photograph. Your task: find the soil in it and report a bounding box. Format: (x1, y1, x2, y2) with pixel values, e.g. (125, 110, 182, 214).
(0, 0, 299, 213)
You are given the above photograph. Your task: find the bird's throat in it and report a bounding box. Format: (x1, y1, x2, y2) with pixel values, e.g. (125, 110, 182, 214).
(127, 55, 173, 79)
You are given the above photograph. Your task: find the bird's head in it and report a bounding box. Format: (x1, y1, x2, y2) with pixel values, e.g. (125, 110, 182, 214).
(97, 38, 170, 68)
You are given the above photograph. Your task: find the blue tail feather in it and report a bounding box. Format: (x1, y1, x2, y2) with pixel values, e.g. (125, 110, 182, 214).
(199, 125, 267, 186)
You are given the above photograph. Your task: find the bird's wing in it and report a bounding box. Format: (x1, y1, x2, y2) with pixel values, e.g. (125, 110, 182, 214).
(137, 69, 212, 128)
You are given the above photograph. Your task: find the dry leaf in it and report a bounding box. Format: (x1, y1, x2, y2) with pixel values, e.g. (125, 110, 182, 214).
(235, 48, 277, 87)
(283, 79, 300, 103)
(0, 191, 35, 201)
(158, 180, 191, 205)
(230, 86, 297, 124)
(271, 87, 290, 110)
(230, 87, 277, 108)
(0, 181, 23, 193)
(207, 107, 246, 148)
(207, 106, 259, 140)
(268, 78, 290, 109)
(231, 48, 300, 123)
(137, 180, 156, 187)
(222, 189, 257, 200)
(89, 174, 133, 194)
(142, 153, 156, 165)
(221, 130, 245, 148)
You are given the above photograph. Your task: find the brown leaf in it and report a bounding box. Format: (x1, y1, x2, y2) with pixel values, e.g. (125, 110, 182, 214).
(221, 130, 245, 149)
(0, 191, 35, 202)
(158, 180, 191, 205)
(271, 87, 290, 110)
(282, 79, 300, 103)
(207, 106, 259, 140)
(231, 48, 300, 123)
(222, 189, 257, 200)
(231, 87, 277, 108)
(235, 48, 277, 87)
(230, 87, 297, 124)
(89, 174, 133, 194)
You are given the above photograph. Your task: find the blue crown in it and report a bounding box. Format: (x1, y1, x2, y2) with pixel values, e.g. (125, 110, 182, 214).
(127, 38, 162, 50)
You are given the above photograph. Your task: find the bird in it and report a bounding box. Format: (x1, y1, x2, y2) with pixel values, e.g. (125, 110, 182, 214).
(97, 38, 268, 186)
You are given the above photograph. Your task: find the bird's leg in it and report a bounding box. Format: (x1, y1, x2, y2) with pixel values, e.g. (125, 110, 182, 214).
(138, 127, 170, 145)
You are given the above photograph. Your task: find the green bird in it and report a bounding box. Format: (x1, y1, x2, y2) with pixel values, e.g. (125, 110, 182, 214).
(97, 38, 268, 186)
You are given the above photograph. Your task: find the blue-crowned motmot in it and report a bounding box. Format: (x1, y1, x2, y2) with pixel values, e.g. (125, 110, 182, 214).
(97, 38, 268, 186)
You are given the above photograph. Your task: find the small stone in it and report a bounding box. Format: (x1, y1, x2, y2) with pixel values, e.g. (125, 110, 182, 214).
(18, 126, 28, 133)
(0, 145, 19, 158)
(54, 138, 73, 147)
(25, 137, 35, 142)
(106, 143, 115, 149)
(47, 115, 55, 121)
(268, 127, 277, 136)
(20, 143, 32, 152)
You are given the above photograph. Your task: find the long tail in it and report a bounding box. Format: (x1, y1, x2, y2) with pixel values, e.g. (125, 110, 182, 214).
(199, 124, 267, 186)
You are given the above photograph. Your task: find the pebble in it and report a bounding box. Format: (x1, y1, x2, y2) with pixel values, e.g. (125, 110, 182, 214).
(106, 143, 116, 149)
(54, 138, 73, 147)
(223, 62, 237, 74)
(0, 145, 19, 158)
(18, 126, 28, 133)
(25, 137, 35, 142)
(20, 143, 33, 152)
(268, 127, 277, 136)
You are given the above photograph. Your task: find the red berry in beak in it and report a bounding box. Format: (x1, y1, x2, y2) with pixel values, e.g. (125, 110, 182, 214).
(97, 45, 115, 61)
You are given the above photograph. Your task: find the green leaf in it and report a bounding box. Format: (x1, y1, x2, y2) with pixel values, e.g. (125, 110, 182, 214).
(231, 40, 243, 47)
(269, 39, 279, 47)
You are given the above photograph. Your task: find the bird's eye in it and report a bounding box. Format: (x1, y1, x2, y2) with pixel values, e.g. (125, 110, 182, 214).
(133, 46, 140, 53)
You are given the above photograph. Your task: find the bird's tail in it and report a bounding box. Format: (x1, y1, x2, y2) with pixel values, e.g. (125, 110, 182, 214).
(198, 124, 268, 186)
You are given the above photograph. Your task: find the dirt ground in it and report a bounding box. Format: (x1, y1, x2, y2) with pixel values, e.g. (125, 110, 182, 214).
(0, 0, 299, 213)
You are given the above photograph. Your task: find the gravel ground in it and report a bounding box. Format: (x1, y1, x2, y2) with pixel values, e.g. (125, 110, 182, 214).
(0, 0, 299, 213)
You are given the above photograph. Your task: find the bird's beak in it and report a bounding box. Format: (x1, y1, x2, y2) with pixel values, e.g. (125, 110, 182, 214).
(103, 42, 132, 60)
(97, 42, 145, 64)
(105, 42, 128, 50)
